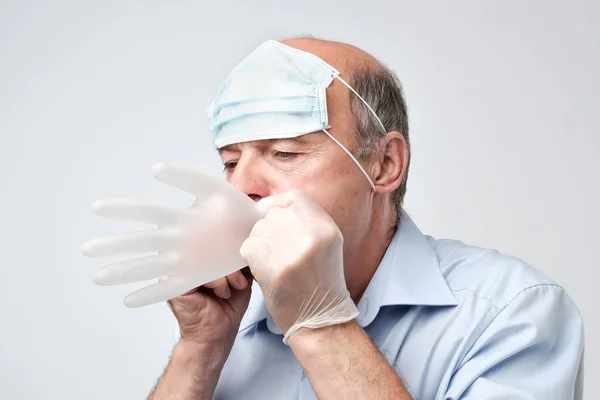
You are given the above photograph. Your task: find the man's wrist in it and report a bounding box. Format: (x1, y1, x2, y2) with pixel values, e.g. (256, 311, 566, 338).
(148, 339, 229, 400)
(169, 339, 229, 390)
(286, 319, 412, 399)
(287, 319, 360, 355)
(173, 338, 229, 375)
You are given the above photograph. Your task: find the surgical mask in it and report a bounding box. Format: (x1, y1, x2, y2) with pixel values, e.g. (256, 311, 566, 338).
(207, 40, 386, 190)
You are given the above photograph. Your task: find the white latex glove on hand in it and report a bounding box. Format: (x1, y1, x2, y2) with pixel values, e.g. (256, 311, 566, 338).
(240, 190, 359, 344)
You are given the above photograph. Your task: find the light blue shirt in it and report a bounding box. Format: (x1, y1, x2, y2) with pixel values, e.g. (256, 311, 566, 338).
(184, 211, 584, 399)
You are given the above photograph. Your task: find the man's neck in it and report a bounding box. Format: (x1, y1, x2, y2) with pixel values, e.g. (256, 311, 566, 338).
(345, 207, 398, 304)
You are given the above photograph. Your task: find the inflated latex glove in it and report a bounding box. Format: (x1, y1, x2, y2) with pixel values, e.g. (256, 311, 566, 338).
(81, 161, 263, 308)
(240, 190, 359, 344)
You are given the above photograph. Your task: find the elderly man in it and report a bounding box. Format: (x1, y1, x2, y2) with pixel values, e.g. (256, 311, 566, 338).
(147, 37, 584, 399)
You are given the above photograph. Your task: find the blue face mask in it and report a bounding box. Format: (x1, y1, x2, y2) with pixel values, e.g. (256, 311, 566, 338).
(207, 40, 386, 190)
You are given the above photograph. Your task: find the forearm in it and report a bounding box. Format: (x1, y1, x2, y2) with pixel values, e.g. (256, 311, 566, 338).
(147, 340, 227, 400)
(288, 320, 412, 400)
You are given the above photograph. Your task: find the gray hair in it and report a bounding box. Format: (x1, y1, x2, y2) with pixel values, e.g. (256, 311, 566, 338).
(348, 63, 411, 217)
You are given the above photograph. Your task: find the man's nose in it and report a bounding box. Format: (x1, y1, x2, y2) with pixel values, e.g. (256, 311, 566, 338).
(228, 157, 270, 201)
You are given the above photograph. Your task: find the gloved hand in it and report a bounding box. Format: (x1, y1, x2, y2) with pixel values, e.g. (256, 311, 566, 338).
(81, 161, 263, 308)
(240, 189, 359, 344)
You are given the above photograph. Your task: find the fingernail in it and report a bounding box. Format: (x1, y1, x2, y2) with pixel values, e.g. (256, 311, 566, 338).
(238, 274, 248, 289)
(224, 286, 231, 299)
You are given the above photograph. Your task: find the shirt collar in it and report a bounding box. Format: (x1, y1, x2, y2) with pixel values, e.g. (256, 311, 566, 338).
(239, 209, 458, 334)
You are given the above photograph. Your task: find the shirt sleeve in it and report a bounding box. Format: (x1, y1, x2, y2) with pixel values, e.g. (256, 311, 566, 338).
(444, 284, 585, 400)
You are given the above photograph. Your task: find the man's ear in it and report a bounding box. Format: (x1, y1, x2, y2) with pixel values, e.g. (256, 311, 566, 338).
(372, 131, 408, 194)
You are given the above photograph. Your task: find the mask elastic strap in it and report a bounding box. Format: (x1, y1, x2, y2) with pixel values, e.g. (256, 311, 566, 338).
(322, 76, 385, 191)
(335, 76, 386, 133)
(322, 128, 376, 191)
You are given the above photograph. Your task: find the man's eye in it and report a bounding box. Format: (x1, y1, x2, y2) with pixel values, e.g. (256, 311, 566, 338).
(223, 161, 238, 172)
(274, 151, 297, 159)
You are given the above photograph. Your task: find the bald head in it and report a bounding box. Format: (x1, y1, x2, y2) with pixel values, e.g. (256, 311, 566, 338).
(281, 36, 384, 82)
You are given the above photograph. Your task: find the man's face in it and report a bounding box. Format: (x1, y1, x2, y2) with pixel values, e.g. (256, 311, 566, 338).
(218, 121, 376, 250)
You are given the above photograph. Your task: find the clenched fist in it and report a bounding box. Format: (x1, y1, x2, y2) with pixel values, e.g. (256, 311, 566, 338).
(240, 190, 359, 343)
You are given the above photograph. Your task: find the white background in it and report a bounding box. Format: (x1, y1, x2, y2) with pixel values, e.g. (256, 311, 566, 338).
(1, 0, 598, 398)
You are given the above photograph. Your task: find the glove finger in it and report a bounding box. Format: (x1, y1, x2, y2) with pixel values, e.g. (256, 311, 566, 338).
(92, 199, 193, 226)
(81, 228, 180, 257)
(257, 189, 309, 213)
(123, 276, 192, 308)
(152, 161, 223, 198)
(92, 253, 181, 286)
